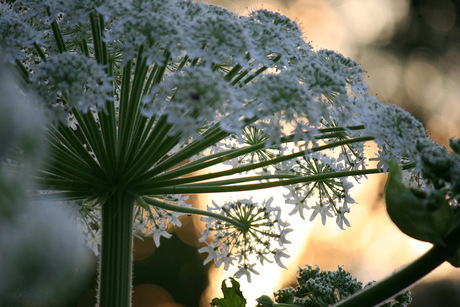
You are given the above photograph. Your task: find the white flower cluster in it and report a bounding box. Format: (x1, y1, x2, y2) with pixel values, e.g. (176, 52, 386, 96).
(15, 0, 106, 26)
(0, 4, 43, 63)
(413, 137, 460, 196)
(178, 2, 252, 66)
(106, 0, 185, 65)
(198, 197, 292, 282)
(33, 52, 113, 115)
(363, 103, 427, 170)
(243, 9, 310, 68)
(107, 1, 307, 68)
(283, 153, 355, 230)
(244, 70, 318, 146)
(142, 66, 245, 138)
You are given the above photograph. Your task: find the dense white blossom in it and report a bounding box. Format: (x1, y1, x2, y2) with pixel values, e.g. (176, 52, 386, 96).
(244, 70, 318, 146)
(241, 9, 310, 67)
(365, 103, 427, 170)
(178, 1, 253, 66)
(16, 0, 106, 25)
(107, 0, 185, 65)
(142, 65, 245, 137)
(0, 5, 43, 63)
(33, 52, 113, 114)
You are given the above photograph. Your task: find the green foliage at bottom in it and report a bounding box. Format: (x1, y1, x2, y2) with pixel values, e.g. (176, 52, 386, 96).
(269, 265, 412, 307)
(211, 278, 247, 307)
(212, 266, 412, 307)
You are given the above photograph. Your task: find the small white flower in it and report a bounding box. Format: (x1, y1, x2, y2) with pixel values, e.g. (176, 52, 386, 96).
(309, 204, 334, 225)
(278, 228, 293, 246)
(152, 228, 172, 247)
(198, 242, 219, 266)
(274, 248, 290, 269)
(285, 186, 310, 220)
(234, 263, 260, 283)
(216, 252, 236, 271)
(256, 250, 272, 265)
(198, 241, 236, 270)
(335, 202, 351, 230)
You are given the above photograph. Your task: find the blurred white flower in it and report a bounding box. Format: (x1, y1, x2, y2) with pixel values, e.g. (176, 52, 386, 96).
(0, 67, 92, 306)
(0, 4, 43, 63)
(0, 203, 94, 305)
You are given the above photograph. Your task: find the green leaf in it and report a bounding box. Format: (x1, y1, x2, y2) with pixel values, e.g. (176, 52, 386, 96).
(256, 295, 275, 307)
(211, 278, 246, 307)
(385, 160, 452, 246)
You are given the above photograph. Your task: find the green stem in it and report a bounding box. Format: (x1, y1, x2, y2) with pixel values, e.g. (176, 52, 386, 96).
(99, 192, 135, 307)
(13, 60, 30, 83)
(334, 244, 457, 307)
(138, 167, 385, 195)
(52, 125, 105, 178)
(33, 42, 47, 61)
(90, 12, 104, 64)
(134, 136, 374, 190)
(148, 124, 232, 177)
(335, 216, 460, 306)
(138, 161, 417, 195)
(49, 17, 67, 53)
(154, 132, 371, 185)
(89, 12, 118, 178)
(140, 196, 245, 229)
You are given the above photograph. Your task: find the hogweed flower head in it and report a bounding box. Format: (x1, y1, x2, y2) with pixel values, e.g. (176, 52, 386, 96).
(1, 0, 434, 285)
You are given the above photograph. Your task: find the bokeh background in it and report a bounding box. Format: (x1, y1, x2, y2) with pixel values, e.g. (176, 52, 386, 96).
(76, 0, 460, 306)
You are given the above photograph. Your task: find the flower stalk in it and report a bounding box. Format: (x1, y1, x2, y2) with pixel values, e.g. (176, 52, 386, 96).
(334, 244, 457, 307)
(139, 196, 246, 229)
(99, 192, 136, 307)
